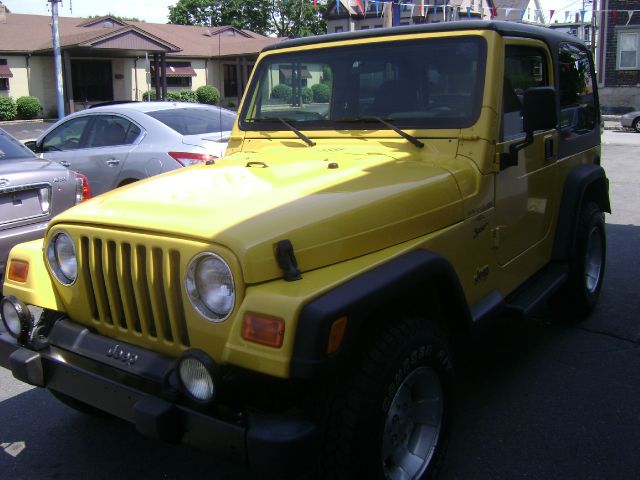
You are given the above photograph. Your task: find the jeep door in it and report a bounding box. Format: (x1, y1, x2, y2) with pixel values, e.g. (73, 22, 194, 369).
(494, 40, 559, 267)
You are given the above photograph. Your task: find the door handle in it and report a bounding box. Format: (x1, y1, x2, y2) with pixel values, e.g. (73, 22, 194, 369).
(544, 138, 554, 161)
(59, 160, 70, 167)
(106, 158, 120, 166)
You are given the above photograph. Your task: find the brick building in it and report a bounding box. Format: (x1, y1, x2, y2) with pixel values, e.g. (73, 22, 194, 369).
(597, 0, 640, 112)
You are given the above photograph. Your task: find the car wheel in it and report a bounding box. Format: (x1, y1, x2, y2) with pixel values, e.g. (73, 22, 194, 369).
(633, 118, 640, 133)
(320, 316, 453, 480)
(50, 390, 109, 417)
(551, 201, 606, 321)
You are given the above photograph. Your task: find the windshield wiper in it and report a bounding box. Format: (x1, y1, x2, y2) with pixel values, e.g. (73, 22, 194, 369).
(245, 116, 315, 147)
(334, 116, 424, 148)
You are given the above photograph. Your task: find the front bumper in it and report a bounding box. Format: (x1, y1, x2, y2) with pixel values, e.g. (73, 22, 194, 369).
(0, 319, 317, 476)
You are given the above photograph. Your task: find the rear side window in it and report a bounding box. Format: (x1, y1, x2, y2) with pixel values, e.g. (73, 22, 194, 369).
(146, 108, 236, 135)
(0, 130, 34, 159)
(85, 115, 141, 148)
(559, 43, 597, 139)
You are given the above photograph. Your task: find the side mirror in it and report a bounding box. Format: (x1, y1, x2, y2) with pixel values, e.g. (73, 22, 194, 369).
(501, 86, 557, 170)
(24, 140, 37, 152)
(522, 87, 557, 135)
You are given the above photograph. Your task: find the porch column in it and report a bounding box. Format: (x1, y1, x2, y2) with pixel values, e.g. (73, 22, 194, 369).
(62, 50, 74, 114)
(235, 58, 242, 107)
(161, 53, 167, 101)
(154, 53, 161, 100)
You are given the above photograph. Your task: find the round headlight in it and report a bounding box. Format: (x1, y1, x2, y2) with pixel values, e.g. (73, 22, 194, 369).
(47, 231, 77, 285)
(177, 350, 217, 405)
(186, 253, 235, 322)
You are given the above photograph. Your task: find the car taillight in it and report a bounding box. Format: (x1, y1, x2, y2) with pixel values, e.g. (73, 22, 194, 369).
(74, 172, 91, 204)
(168, 151, 217, 166)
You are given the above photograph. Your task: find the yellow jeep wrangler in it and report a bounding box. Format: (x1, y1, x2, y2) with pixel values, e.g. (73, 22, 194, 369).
(0, 21, 609, 479)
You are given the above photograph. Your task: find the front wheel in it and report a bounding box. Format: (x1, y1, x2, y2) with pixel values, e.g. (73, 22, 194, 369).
(633, 118, 640, 133)
(320, 317, 453, 480)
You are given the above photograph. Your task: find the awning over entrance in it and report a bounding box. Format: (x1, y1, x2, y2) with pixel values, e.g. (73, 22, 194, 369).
(151, 62, 196, 77)
(0, 61, 13, 78)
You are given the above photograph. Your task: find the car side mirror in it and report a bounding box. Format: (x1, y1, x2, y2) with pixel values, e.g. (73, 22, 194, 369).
(501, 86, 557, 170)
(522, 87, 557, 135)
(24, 140, 38, 152)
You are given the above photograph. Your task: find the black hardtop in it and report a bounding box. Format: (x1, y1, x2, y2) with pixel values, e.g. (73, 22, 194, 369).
(262, 20, 584, 53)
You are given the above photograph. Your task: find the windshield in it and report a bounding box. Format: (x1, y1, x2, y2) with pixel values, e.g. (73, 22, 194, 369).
(147, 107, 236, 135)
(0, 129, 35, 159)
(240, 36, 486, 131)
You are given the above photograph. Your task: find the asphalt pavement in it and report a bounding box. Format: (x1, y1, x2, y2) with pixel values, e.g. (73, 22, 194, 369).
(0, 130, 639, 479)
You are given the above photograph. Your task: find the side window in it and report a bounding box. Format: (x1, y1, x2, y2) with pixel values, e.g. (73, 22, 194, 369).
(42, 117, 90, 152)
(559, 43, 596, 139)
(502, 45, 549, 140)
(85, 115, 140, 148)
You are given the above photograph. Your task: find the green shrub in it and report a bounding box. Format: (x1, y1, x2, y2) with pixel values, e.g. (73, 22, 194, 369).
(0, 96, 17, 121)
(271, 84, 292, 103)
(178, 89, 198, 103)
(16, 96, 41, 119)
(311, 83, 330, 103)
(142, 90, 157, 101)
(166, 91, 181, 101)
(227, 101, 236, 109)
(301, 87, 313, 104)
(196, 85, 220, 105)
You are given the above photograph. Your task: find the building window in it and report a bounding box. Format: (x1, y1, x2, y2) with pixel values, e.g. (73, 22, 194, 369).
(618, 31, 640, 69)
(0, 78, 8, 91)
(0, 59, 12, 90)
(151, 76, 192, 88)
(224, 64, 238, 97)
(335, 26, 344, 33)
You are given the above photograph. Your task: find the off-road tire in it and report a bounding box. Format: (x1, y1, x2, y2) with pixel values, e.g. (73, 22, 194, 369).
(50, 390, 109, 417)
(551, 201, 606, 321)
(319, 316, 453, 480)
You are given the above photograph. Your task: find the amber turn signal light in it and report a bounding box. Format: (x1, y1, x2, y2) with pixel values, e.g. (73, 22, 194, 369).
(242, 312, 285, 348)
(7, 260, 29, 283)
(327, 316, 348, 354)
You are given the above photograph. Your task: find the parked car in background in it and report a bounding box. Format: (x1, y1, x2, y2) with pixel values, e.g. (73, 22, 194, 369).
(25, 102, 236, 196)
(0, 128, 89, 281)
(620, 110, 640, 132)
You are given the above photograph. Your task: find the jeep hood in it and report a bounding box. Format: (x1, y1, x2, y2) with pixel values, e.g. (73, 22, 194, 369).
(52, 145, 464, 283)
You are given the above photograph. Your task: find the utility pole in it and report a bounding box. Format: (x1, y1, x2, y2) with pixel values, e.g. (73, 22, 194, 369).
(49, 0, 65, 119)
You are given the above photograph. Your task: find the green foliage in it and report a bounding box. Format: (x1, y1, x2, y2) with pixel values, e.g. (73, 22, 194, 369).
(16, 96, 41, 119)
(227, 101, 236, 109)
(167, 0, 326, 38)
(178, 89, 198, 103)
(196, 85, 220, 105)
(271, 84, 293, 103)
(87, 13, 143, 22)
(142, 90, 157, 101)
(301, 87, 313, 104)
(169, 0, 270, 35)
(311, 83, 330, 103)
(0, 96, 17, 121)
(322, 65, 333, 84)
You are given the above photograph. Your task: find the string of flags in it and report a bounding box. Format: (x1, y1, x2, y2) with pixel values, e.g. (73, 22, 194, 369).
(318, 0, 640, 26)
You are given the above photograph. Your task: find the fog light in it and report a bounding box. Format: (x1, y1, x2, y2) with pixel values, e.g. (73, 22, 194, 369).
(177, 350, 217, 406)
(1, 296, 32, 343)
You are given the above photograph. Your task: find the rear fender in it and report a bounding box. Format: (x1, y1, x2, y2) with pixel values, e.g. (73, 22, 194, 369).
(2, 238, 65, 311)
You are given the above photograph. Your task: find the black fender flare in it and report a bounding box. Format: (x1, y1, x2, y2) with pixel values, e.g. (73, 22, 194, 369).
(290, 250, 471, 379)
(553, 164, 610, 261)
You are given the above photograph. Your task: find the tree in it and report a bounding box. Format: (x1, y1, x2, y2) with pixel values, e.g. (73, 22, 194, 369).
(168, 0, 270, 36)
(167, 0, 327, 38)
(268, 0, 327, 38)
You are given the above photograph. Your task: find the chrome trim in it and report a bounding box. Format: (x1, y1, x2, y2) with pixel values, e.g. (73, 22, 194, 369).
(185, 252, 235, 323)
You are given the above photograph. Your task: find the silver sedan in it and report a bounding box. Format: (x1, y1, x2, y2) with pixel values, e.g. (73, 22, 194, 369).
(27, 102, 235, 195)
(620, 111, 640, 132)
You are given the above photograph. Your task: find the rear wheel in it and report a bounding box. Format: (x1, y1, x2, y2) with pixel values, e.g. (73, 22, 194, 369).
(633, 118, 640, 133)
(320, 316, 453, 479)
(551, 201, 606, 321)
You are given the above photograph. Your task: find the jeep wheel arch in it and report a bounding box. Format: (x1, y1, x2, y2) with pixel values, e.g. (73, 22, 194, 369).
(553, 164, 610, 262)
(290, 249, 472, 379)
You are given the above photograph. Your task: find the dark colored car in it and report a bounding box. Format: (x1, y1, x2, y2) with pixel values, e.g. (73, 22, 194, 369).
(0, 128, 89, 279)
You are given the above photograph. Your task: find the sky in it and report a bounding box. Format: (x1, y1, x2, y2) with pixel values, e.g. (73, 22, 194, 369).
(2, 0, 593, 25)
(2, 0, 178, 24)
